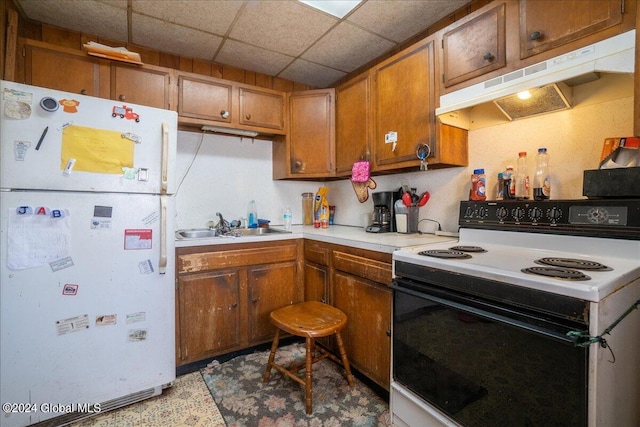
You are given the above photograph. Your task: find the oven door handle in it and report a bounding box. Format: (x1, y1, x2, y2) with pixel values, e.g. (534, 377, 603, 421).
(390, 284, 577, 344)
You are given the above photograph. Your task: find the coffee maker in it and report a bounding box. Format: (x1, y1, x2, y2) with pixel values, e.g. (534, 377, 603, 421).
(366, 191, 400, 233)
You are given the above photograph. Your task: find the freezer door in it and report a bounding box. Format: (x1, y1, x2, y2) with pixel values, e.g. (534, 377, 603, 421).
(0, 191, 175, 426)
(0, 80, 177, 194)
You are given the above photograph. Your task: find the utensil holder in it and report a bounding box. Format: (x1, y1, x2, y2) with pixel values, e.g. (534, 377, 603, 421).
(397, 207, 419, 233)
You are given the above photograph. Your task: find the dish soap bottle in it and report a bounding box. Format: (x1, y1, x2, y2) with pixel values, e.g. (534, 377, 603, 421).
(247, 200, 258, 228)
(283, 206, 292, 230)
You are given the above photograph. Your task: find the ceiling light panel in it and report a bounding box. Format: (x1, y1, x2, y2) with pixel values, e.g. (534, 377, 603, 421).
(299, 0, 361, 18)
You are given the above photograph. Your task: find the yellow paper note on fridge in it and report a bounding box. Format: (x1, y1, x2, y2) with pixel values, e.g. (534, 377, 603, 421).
(61, 125, 134, 174)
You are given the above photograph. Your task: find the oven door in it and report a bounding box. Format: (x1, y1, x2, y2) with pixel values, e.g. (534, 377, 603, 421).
(392, 279, 588, 427)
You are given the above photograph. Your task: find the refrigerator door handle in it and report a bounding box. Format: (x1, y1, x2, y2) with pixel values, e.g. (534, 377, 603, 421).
(161, 122, 169, 195)
(159, 195, 168, 274)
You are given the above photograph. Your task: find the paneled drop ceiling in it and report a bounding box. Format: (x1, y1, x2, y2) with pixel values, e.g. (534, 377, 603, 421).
(13, 0, 470, 88)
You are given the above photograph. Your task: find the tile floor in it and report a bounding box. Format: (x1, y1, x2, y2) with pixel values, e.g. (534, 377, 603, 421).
(68, 372, 225, 427)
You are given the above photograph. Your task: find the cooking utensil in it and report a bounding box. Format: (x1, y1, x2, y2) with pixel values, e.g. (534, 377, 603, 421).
(402, 192, 413, 207)
(417, 191, 430, 207)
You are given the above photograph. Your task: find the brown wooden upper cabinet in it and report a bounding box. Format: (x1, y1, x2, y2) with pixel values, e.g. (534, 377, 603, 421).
(177, 72, 285, 134)
(519, 0, 624, 59)
(335, 72, 372, 177)
(238, 86, 285, 130)
(22, 39, 109, 97)
(177, 74, 233, 124)
(373, 39, 435, 171)
(442, 3, 507, 88)
(273, 89, 335, 179)
(111, 63, 172, 110)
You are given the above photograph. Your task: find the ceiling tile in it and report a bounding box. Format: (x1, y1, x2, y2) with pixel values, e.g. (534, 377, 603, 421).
(131, 14, 223, 60)
(17, 0, 128, 43)
(216, 39, 294, 76)
(302, 21, 395, 73)
(279, 58, 346, 88)
(229, 0, 337, 57)
(132, 0, 243, 35)
(348, 0, 469, 43)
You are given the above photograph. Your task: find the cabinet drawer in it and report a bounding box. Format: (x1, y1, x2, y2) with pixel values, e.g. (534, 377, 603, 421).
(304, 241, 330, 266)
(333, 251, 392, 285)
(178, 243, 297, 273)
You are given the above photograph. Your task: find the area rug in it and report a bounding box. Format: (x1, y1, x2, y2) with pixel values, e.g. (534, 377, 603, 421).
(201, 342, 391, 427)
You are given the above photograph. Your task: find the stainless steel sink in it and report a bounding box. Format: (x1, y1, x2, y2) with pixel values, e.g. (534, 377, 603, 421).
(231, 227, 291, 236)
(176, 227, 291, 239)
(176, 229, 218, 239)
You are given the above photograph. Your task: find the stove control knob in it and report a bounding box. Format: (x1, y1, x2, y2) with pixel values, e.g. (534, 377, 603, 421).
(477, 206, 488, 218)
(464, 206, 474, 218)
(547, 206, 562, 223)
(512, 206, 525, 222)
(496, 206, 508, 221)
(529, 207, 543, 222)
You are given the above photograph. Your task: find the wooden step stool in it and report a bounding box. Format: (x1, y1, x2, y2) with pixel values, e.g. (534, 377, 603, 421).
(262, 301, 355, 414)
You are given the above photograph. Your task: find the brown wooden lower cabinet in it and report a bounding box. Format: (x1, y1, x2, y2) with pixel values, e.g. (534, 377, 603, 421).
(176, 238, 392, 390)
(303, 240, 393, 390)
(175, 240, 303, 366)
(333, 270, 392, 390)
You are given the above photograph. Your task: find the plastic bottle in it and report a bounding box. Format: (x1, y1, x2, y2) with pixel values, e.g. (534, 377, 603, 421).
(470, 169, 486, 201)
(504, 166, 514, 199)
(496, 172, 504, 200)
(283, 206, 292, 230)
(247, 200, 258, 228)
(534, 147, 551, 200)
(515, 152, 530, 200)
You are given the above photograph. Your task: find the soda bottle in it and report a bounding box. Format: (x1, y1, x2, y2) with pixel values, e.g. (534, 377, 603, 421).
(533, 148, 551, 200)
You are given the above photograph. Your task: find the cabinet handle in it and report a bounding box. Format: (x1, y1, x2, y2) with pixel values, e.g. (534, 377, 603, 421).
(529, 31, 542, 41)
(80, 89, 87, 95)
(293, 160, 303, 172)
(229, 303, 238, 310)
(245, 113, 251, 120)
(386, 330, 391, 337)
(482, 52, 494, 61)
(220, 110, 229, 119)
(119, 94, 126, 101)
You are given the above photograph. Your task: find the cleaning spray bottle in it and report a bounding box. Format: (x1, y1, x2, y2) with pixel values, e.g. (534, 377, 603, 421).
(313, 187, 330, 228)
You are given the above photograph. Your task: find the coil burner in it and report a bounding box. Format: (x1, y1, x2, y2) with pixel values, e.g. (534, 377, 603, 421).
(521, 266, 591, 281)
(534, 257, 612, 271)
(449, 245, 486, 253)
(418, 249, 472, 259)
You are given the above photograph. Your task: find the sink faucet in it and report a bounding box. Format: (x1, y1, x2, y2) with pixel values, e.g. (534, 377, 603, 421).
(214, 212, 231, 235)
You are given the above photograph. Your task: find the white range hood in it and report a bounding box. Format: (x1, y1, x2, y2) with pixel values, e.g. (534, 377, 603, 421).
(437, 30, 635, 127)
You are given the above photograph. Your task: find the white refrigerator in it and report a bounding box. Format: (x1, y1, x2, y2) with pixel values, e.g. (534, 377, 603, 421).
(0, 81, 177, 427)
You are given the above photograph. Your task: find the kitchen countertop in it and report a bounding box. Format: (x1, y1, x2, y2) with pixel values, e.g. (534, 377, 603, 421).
(175, 225, 458, 253)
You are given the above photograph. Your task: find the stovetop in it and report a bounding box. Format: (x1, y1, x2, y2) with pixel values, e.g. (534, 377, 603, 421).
(393, 228, 640, 302)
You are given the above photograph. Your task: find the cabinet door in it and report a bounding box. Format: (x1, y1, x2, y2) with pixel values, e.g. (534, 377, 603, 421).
(304, 262, 329, 303)
(111, 64, 171, 109)
(373, 41, 434, 171)
(443, 3, 506, 87)
(336, 72, 371, 176)
(239, 86, 284, 130)
(333, 272, 391, 390)
(520, 0, 623, 59)
(24, 43, 108, 97)
(288, 89, 335, 177)
(177, 270, 241, 363)
(247, 261, 300, 343)
(178, 74, 233, 123)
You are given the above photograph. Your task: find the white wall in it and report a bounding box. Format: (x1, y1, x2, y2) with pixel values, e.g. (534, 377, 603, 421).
(175, 95, 633, 233)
